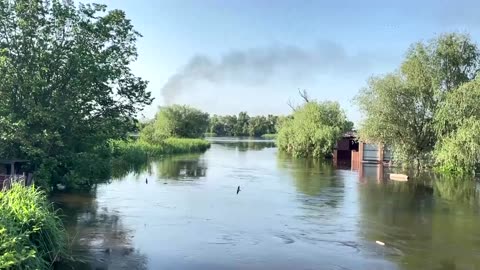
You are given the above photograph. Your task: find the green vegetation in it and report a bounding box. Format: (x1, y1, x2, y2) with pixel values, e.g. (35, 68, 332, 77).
(0, 184, 66, 269)
(355, 33, 480, 173)
(261, 134, 277, 140)
(277, 101, 349, 158)
(111, 105, 211, 178)
(141, 105, 209, 142)
(110, 138, 210, 178)
(111, 138, 210, 159)
(0, 0, 152, 189)
(208, 113, 279, 137)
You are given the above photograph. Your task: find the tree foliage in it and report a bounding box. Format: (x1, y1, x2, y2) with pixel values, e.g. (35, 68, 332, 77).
(207, 113, 279, 137)
(277, 101, 348, 158)
(140, 105, 209, 142)
(356, 33, 480, 170)
(434, 118, 480, 174)
(0, 0, 152, 188)
(434, 78, 480, 173)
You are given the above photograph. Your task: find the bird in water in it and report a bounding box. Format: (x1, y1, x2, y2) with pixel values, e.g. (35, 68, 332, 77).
(237, 186, 241, 194)
(145, 178, 148, 184)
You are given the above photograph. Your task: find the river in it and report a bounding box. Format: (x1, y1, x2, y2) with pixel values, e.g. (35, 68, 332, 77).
(53, 138, 480, 270)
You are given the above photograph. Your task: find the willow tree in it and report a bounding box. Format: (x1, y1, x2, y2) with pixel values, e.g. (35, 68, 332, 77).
(355, 33, 479, 168)
(0, 1, 152, 188)
(434, 78, 480, 173)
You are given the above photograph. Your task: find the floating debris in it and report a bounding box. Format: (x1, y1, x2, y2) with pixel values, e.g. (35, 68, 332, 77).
(390, 174, 409, 181)
(376, 240, 385, 246)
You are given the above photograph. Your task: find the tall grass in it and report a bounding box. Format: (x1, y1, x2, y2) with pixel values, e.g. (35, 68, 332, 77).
(111, 138, 210, 159)
(0, 184, 66, 269)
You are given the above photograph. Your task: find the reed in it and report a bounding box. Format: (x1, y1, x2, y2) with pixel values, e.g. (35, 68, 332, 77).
(0, 184, 66, 269)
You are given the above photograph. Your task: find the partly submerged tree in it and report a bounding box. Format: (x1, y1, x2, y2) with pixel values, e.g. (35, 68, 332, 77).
(277, 101, 348, 158)
(0, 1, 152, 188)
(434, 118, 480, 174)
(434, 78, 480, 173)
(355, 33, 480, 168)
(355, 72, 436, 166)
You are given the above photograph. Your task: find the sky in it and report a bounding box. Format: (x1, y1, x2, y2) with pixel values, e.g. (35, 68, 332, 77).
(86, 0, 480, 123)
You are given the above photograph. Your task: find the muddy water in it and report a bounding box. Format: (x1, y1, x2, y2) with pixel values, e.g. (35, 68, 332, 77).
(53, 138, 480, 270)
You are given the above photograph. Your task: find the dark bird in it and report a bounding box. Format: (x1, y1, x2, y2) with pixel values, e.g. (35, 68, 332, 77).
(145, 178, 148, 184)
(237, 186, 241, 194)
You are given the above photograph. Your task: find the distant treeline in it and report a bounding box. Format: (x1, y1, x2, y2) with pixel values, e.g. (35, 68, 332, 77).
(138, 107, 284, 138)
(208, 113, 283, 137)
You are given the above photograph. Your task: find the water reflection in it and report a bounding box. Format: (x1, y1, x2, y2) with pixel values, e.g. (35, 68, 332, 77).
(278, 154, 336, 196)
(209, 137, 276, 151)
(53, 140, 480, 270)
(434, 174, 480, 205)
(358, 175, 480, 270)
(52, 192, 148, 270)
(155, 154, 207, 180)
(112, 157, 152, 179)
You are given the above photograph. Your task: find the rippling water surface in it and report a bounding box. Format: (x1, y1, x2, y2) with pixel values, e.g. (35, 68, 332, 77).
(54, 138, 480, 270)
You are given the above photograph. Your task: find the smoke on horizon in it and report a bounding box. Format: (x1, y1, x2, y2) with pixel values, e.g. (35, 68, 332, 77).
(161, 41, 375, 105)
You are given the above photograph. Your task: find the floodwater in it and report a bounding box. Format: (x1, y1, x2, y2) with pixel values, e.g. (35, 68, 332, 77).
(53, 138, 480, 270)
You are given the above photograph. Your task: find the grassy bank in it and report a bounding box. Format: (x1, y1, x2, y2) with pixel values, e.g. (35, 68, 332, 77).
(204, 132, 217, 137)
(111, 138, 211, 160)
(0, 184, 66, 269)
(261, 134, 277, 140)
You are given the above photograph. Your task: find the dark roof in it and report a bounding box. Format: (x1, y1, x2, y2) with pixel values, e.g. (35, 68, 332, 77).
(342, 131, 357, 138)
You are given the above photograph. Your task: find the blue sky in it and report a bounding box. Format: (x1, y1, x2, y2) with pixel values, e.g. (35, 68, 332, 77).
(88, 0, 480, 123)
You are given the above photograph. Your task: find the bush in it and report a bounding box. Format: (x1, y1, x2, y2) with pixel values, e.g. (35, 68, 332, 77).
(0, 184, 66, 269)
(277, 101, 347, 158)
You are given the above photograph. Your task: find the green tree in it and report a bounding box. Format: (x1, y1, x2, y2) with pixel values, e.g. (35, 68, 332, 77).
(235, 112, 250, 136)
(277, 101, 347, 158)
(266, 114, 279, 134)
(434, 118, 480, 174)
(207, 115, 225, 136)
(434, 77, 480, 137)
(355, 73, 436, 166)
(434, 78, 480, 173)
(223, 115, 238, 136)
(355, 33, 479, 168)
(0, 1, 152, 188)
(247, 116, 268, 137)
(141, 105, 209, 142)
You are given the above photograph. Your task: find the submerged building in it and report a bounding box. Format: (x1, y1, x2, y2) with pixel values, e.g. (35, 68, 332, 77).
(333, 132, 393, 170)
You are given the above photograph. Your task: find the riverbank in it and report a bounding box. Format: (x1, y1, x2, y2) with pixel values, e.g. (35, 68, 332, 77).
(0, 184, 66, 269)
(261, 133, 277, 140)
(111, 138, 211, 159)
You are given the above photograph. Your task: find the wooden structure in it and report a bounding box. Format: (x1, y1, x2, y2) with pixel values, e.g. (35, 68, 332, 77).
(333, 131, 393, 179)
(333, 132, 359, 167)
(0, 159, 33, 190)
